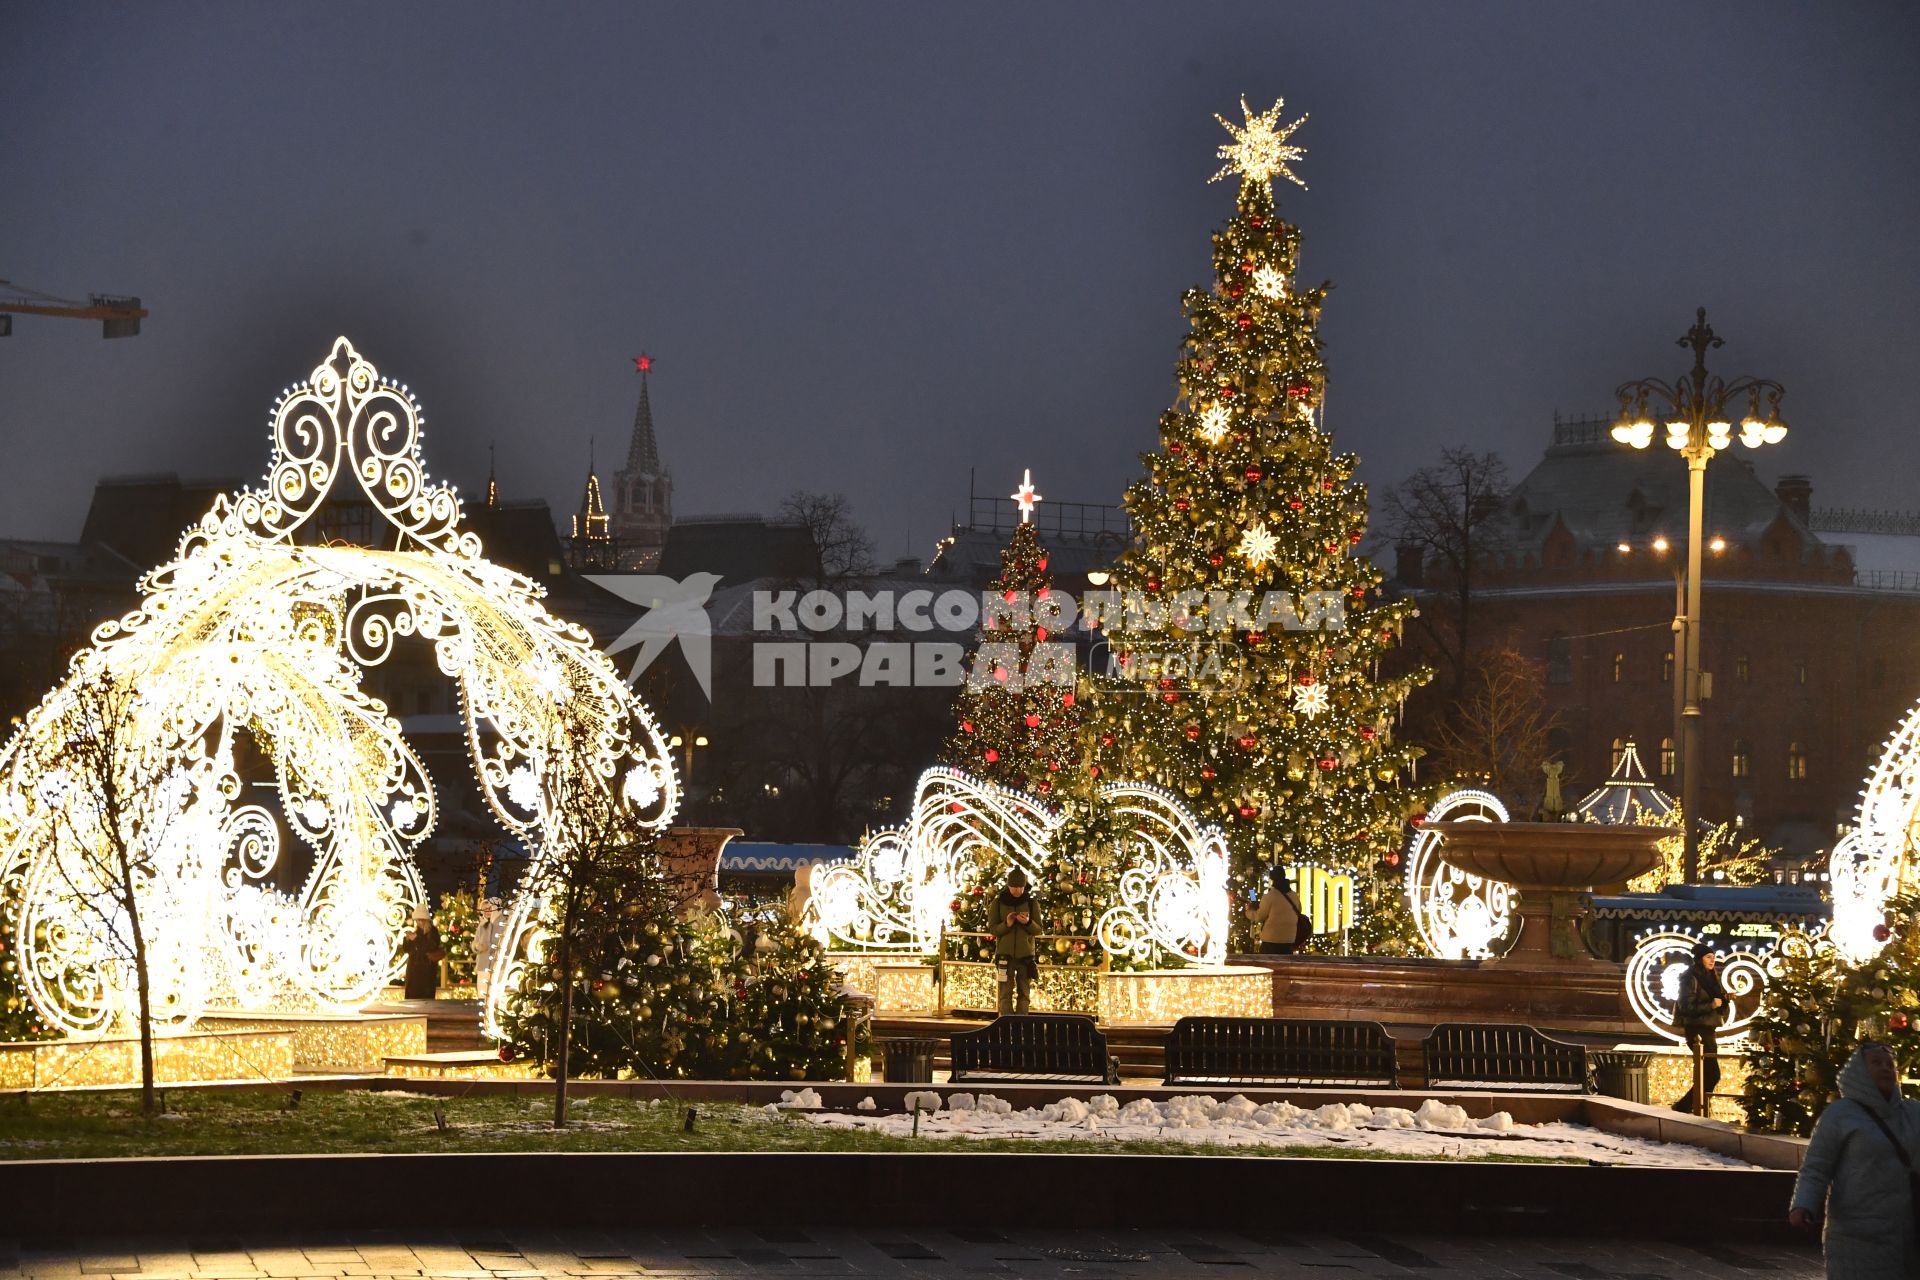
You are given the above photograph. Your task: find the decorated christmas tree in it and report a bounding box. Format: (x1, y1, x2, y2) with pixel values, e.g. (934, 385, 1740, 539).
(730, 906, 862, 1081)
(1743, 892, 1920, 1135)
(942, 477, 1084, 798)
(1, 878, 55, 1041)
(1091, 97, 1430, 888)
(433, 888, 479, 989)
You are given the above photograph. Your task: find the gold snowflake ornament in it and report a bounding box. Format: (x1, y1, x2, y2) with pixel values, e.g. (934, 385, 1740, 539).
(1238, 522, 1280, 569)
(1196, 402, 1233, 444)
(1292, 682, 1331, 719)
(1252, 265, 1289, 300)
(1212, 95, 1309, 189)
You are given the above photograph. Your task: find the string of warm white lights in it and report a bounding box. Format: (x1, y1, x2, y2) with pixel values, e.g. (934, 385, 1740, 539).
(0, 338, 678, 1038)
(1827, 698, 1920, 963)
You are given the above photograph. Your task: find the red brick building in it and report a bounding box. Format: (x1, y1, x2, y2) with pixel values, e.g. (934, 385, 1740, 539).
(1396, 416, 1920, 859)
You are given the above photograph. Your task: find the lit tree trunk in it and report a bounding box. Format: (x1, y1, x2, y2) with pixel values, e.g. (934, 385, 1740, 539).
(119, 856, 156, 1118)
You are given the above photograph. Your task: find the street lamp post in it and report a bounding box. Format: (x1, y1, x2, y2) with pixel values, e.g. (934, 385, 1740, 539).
(667, 733, 710, 788)
(1610, 309, 1787, 884)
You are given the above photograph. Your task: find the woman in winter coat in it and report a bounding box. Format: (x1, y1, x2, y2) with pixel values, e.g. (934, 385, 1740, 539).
(1245, 868, 1305, 955)
(1790, 1040, 1919, 1278)
(401, 906, 444, 1000)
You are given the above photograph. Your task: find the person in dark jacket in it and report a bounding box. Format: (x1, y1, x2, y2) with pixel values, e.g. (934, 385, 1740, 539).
(987, 867, 1039, 1015)
(401, 906, 444, 1000)
(1673, 940, 1728, 1113)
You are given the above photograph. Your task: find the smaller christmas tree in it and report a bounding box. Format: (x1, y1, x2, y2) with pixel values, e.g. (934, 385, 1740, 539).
(730, 907, 861, 1081)
(1742, 893, 1920, 1135)
(1, 878, 55, 1041)
(434, 889, 479, 989)
(942, 473, 1083, 798)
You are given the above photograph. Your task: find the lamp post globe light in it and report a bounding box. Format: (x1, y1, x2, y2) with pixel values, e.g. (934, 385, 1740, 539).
(1609, 308, 1787, 884)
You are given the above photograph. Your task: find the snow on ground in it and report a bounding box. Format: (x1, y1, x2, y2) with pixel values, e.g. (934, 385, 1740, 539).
(776, 1090, 1754, 1169)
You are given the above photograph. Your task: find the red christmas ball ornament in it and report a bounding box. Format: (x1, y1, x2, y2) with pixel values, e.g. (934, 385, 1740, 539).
(1348, 531, 1363, 544)
(1238, 735, 1259, 750)
(1161, 691, 1179, 704)
(498, 1045, 517, 1063)
(961, 720, 974, 734)
(1004, 589, 1018, 604)
(1384, 851, 1401, 867)
(1360, 727, 1377, 740)
(1326, 542, 1341, 554)
(1061, 692, 1074, 707)
(1036, 781, 1052, 794)
(1410, 812, 1428, 827)
(1248, 215, 1264, 228)
(1185, 725, 1202, 741)
(1146, 577, 1162, 592)
(983, 748, 1000, 764)
(1159, 677, 1176, 691)
(1175, 498, 1191, 511)
(1246, 631, 1264, 646)
(1239, 258, 1255, 274)
(1352, 588, 1368, 601)
(1874, 923, 1892, 942)
(1892, 1012, 1911, 1031)
(1227, 286, 1244, 300)
(1037, 586, 1050, 599)
(1235, 312, 1253, 330)
(993, 667, 1010, 683)
(1297, 674, 1317, 686)
(1025, 713, 1042, 728)
(1237, 805, 1259, 819)
(1047, 760, 1060, 771)
(1201, 766, 1216, 780)
(1287, 382, 1313, 399)
(1169, 442, 1183, 454)
(1289, 499, 1304, 510)
(1322, 479, 1336, 491)
(1100, 733, 1114, 747)
(1035, 626, 1049, 642)
(1318, 756, 1338, 770)
(1208, 553, 1224, 567)
(1088, 764, 1102, 777)
(1244, 467, 1263, 483)
(1037, 558, 1048, 571)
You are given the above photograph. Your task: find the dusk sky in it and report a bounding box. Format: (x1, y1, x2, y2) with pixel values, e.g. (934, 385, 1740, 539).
(4, 3, 1917, 560)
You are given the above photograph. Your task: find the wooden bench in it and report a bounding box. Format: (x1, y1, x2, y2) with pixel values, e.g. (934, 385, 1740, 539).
(1421, 1022, 1592, 1092)
(1163, 1017, 1400, 1087)
(948, 1014, 1121, 1085)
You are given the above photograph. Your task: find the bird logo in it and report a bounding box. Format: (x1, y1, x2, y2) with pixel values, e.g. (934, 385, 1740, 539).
(588, 572, 723, 700)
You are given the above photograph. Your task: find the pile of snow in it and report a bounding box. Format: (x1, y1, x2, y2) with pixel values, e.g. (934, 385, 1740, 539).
(797, 1092, 1748, 1169)
(772, 1088, 824, 1110)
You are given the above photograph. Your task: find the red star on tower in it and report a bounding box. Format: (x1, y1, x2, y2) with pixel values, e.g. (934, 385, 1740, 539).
(633, 353, 653, 373)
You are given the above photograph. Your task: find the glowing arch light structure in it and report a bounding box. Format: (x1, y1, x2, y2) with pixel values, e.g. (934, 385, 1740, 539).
(1404, 787, 1513, 959)
(807, 768, 1230, 966)
(1828, 699, 1920, 963)
(0, 338, 678, 1038)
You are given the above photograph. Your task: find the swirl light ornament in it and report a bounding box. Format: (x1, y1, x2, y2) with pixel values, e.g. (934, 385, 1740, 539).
(1623, 927, 1771, 1046)
(1404, 788, 1513, 959)
(807, 768, 1230, 966)
(0, 338, 678, 1038)
(1828, 699, 1920, 963)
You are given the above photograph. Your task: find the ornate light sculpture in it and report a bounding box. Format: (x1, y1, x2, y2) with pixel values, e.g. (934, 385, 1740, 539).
(807, 768, 1230, 967)
(1623, 927, 1771, 1046)
(1828, 698, 1920, 963)
(1, 338, 678, 1037)
(1404, 787, 1513, 959)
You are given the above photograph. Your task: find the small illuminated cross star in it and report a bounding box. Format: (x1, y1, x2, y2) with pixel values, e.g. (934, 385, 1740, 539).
(1238, 522, 1279, 569)
(1010, 468, 1043, 522)
(1196, 402, 1232, 444)
(633, 353, 654, 373)
(1212, 95, 1309, 190)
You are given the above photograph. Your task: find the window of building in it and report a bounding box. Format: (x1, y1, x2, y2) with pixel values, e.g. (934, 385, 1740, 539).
(1659, 737, 1676, 778)
(1612, 653, 1625, 683)
(1547, 632, 1572, 686)
(1788, 741, 1807, 780)
(1611, 737, 1626, 770)
(1735, 654, 1751, 682)
(1732, 740, 1751, 778)
(1662, 651, 1673, 683)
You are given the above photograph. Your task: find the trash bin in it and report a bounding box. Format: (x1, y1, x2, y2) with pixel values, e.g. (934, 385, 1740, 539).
(880, 1037, 940, 1084)
(1592, 1050, 1652, 1104)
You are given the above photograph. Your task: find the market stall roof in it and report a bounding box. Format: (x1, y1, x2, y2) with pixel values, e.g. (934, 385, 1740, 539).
(1575, 739, 1678, 825)
(719, 842, 855, 874)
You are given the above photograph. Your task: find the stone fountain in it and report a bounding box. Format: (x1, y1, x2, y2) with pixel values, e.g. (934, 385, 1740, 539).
(1421, 820, 1666, 968)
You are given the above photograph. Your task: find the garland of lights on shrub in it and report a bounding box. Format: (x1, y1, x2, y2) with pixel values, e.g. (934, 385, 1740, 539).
(0, 338, 678, 1038)
(1828, 699, 1920, 963)
(807, 767, 1230, 967)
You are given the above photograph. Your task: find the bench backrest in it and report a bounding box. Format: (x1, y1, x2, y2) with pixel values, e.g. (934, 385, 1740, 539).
(950, 1014, 1111, 1078)
(1422, 1022, 1591, 1092)
(1163, 1016, 1399, 1085)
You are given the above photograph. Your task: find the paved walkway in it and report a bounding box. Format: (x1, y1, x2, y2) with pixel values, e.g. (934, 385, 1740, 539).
(0, 1228, 1822, 1279)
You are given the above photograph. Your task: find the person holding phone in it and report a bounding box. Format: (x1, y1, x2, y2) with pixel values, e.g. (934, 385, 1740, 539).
(1246, 867, 1305, 955)
(988, 867, 1040, 1015)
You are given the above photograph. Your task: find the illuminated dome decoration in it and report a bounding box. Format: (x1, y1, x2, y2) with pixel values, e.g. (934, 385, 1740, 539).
(1404, 787, 1513, 959)
(1573, 739, 1678, 825)
(807, 768, 1230, 966)
(0, 338, 677, 1037)
(1828, 699, 1920, 962)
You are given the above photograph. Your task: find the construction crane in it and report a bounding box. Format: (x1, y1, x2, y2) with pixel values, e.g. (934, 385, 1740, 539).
(0, 279, 147, 338)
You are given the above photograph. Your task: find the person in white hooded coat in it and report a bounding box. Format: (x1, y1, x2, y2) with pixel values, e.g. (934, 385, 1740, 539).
(1789, 1041, 1919, 1279)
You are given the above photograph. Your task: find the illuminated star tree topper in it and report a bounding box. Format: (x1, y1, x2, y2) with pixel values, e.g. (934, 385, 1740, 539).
(1010, 468, 1043, 523)
(1211, 95, 1309, 190)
